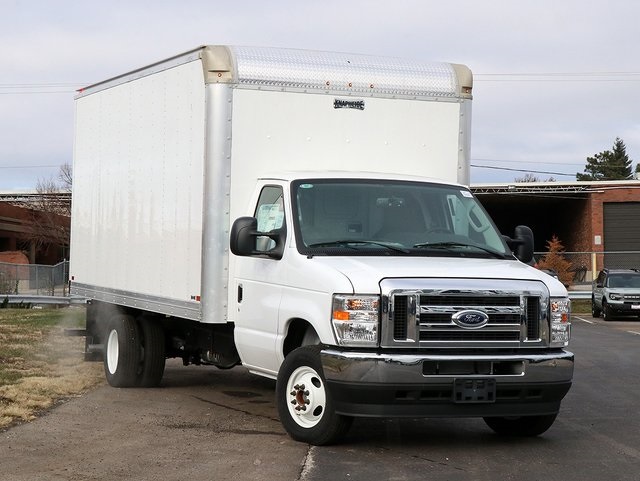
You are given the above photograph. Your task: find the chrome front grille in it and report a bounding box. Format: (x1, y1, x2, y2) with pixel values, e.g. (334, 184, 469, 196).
(380, 278, 550, 349)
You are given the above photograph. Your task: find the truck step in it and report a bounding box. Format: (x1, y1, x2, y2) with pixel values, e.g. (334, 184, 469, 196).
(64, 328, 87, 337)
(85, 343, 104, 362)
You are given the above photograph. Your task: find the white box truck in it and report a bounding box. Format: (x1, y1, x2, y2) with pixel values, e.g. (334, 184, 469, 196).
(70, 45, 573, 445)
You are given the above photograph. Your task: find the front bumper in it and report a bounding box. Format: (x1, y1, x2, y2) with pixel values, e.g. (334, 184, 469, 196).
(321, 349, 574, 418)
(606, 300, 640, 315)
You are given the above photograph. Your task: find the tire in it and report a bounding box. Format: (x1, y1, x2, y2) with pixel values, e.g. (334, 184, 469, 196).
(276, 345, 353, 445)
(602, 301, 614, 321)
(483, 414, 557, 437)
(104, 314, 141, 387)
(591, 298, 601, 318)
(137, 316, 166, 387)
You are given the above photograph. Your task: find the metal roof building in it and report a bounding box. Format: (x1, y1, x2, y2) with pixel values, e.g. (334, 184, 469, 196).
(472, 180, 640, 279)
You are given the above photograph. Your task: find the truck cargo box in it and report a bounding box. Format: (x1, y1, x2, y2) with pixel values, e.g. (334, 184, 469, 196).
(70, 46, 473, 324)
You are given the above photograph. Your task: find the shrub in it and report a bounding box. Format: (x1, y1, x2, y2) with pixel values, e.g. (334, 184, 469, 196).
(536, 235, 573, 287)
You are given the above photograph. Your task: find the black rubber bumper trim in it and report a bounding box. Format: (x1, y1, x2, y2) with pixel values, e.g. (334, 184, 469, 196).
(326, 380, 572, 418)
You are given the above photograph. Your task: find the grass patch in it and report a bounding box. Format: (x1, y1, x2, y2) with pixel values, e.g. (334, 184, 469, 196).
(572, 299, 591, 314)
(0, 306, 103, 429)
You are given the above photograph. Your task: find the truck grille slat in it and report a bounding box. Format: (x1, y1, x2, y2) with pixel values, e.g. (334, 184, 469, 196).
(382, 280, 549, 349)
(525, 296, 540, 340)
(393, 295, 408, 340)
(420, 331, 521, 342)
(420, 295, 520, 306)
(420, 314, 521, 324)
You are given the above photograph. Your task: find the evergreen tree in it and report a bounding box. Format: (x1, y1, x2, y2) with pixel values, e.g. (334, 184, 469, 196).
(576, 137, 633, 181)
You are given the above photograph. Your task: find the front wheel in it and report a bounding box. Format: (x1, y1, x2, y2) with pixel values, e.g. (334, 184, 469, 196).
(483, 414, 557, 437)
(602, 301, 615, 321)
(276, 346, 352, 445)
(591, 298, 601, 317)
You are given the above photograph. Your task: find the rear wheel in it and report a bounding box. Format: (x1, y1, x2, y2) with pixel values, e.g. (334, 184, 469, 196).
(276, 345, 352, 445)
(591, 298, 601, 317)
(483, 414, 557, 437)
(137, 316, 166, 387)
(104, 314, 141, 387)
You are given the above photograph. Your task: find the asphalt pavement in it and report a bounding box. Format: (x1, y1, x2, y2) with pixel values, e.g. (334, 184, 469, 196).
(1, 315, 639, 481)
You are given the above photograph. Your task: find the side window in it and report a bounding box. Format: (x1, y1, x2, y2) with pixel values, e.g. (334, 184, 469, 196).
(254, 186, 285, 253)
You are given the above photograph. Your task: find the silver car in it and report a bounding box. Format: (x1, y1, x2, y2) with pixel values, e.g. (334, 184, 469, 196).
(592, 269, 640, 320)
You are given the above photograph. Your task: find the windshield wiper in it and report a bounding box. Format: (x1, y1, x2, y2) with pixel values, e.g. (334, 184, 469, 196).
(308, 240, 410, 254)
(413, 241, 507, 259)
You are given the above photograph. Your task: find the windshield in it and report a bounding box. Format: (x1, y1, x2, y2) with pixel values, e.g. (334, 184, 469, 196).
(607, 274, 640, 288)
(292, 179, 510, 258)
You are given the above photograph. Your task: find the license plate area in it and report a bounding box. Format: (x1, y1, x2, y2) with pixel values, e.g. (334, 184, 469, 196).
(453, 379, 496, 403)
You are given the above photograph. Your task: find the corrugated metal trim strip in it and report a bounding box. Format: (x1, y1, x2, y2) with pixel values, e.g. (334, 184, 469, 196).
(70, 282, 202, 321)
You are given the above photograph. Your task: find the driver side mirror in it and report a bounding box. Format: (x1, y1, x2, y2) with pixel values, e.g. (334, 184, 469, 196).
(230, 216, 285, 259)
(503, 225, 534, 264)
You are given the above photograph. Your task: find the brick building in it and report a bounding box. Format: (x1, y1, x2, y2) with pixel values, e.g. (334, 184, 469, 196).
(0, 201, 69, 265)
(3, 182, 638, 276)
(473, 180, 640, 280)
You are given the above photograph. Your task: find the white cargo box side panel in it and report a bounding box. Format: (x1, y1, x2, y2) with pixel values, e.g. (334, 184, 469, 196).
(71, 60, 206, 319)
(228, 88, 465, 221)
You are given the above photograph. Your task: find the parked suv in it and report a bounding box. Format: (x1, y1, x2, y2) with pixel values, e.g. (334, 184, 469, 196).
(592, 269, 640, 320)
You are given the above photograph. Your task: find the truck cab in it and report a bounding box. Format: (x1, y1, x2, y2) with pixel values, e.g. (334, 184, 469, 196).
(231, 172, 573, 444)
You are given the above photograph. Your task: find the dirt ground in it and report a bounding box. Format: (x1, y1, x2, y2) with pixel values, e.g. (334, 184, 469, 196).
(0, 308, 103, 429)
(0, 360, 309, 481)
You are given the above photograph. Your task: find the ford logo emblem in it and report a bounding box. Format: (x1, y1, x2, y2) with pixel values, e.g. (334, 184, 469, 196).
(452, 310, 489, 329)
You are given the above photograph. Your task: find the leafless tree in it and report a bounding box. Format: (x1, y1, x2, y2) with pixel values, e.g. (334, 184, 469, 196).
(514, 173, 556, 183)
(34, 164, 71, 216)
(22, 164, 72, 255)
(58, 162, 73, 193)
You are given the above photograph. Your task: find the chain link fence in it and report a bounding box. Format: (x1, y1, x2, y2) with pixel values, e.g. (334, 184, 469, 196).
(0, 260, 69, 296)
(1, 253, 638, 297)
(534, 251, 640, 287)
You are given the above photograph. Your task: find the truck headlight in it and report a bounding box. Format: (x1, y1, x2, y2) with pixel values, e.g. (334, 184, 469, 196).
(550, 297, 571, 347)
(332, 294, 379, 346)
(609, 292, 623, 301)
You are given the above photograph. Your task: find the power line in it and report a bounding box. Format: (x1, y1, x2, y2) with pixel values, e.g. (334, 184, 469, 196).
(0, 91, 75, 95)
(478, 71, 640, 76)
(475, 71, 640, 82)
(0, 83, 80, 87)
(0, 165, 60, 169)
(476, 78, 640, 83)
(473, 157, 584, 167)
(471, 164, 576, 177)
(0, 82, 82, 95)
(1, 70, 640, 96)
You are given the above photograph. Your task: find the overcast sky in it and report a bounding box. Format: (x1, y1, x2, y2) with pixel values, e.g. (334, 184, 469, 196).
(1, 0, 639, 190)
